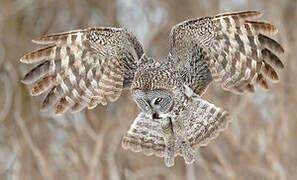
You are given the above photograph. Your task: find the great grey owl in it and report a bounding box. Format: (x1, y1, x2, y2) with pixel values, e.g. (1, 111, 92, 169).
(20, 11, 284, 167)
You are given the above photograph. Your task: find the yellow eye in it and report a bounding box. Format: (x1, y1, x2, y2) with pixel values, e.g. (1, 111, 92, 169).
(155, 97, 163, 103)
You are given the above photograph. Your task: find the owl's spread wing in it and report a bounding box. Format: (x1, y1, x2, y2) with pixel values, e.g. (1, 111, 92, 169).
(20, 27, 144, 114)
(169, 11, 284, 94)
(121, 97, 231, 166)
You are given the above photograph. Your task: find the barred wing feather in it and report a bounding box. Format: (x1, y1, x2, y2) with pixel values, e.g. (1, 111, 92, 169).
(170, 11, 284, 94)
(20, 27, 144, 114)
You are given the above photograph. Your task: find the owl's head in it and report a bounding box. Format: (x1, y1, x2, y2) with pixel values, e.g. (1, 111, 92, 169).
(132, 89, 174, 119)
(131, 58, 177, 118)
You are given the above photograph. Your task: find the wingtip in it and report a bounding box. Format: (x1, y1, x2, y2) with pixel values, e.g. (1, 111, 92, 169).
(32, 38, 40, 44)
(254, 10, 262, 17)
(20, 57, 25, 63)
(32, 35, 57, 45)
(243, 10, 262, 17)
(20, 55, 30, 64)
(20, 78, 27, 84)
(214, 10, 262, 19)
(21, 75, 32, 85)
(271, 26, 278, 36)
(30, 87, 42, 96)
(32, 37, 53, 45)
(257, 74, 269, 90)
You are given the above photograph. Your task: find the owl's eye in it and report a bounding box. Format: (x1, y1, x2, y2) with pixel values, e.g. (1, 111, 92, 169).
(154, 97, 163, 104)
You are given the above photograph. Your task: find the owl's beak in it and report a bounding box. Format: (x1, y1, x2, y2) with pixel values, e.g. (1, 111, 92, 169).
(152, 113, 161, 119)
(145, 110, 160, 119)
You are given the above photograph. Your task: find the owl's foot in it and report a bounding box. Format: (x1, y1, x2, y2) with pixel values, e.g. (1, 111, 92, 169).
(164, 145, 175, 167)
(171, 117, 195, 164)
(180, 140, 195, 164)
(161, 117, 176, 167)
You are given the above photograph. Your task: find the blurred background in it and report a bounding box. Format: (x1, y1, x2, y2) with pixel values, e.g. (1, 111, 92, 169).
(0, 0, 296, 179)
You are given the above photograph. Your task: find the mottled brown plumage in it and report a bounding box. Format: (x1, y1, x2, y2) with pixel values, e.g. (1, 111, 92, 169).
(169, 10, 284, 94)
(21, 27, 143, 114)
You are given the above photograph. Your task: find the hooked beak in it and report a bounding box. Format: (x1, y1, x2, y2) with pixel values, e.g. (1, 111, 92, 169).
(145, 111, 161, 119)
(152, 113, 161, 119)
(148, 112, 169, 120)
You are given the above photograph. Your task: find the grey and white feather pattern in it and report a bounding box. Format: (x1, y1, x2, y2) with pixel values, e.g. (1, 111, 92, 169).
(20, 11, 284, 167)
(122, 94, 231, 167)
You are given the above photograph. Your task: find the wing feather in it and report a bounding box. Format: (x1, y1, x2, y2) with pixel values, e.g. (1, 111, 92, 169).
(214, 10, 262, 21)
(20, 45, 56, 64)
(30, 75, 55, 96)
(169, 10, 284, 94)
(20, 27, 144, 114)
(22, 61, 51, 84)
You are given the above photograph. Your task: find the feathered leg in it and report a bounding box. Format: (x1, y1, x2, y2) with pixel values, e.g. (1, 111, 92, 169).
(161, 117, 176, 167)
(172, 117, 195, 164)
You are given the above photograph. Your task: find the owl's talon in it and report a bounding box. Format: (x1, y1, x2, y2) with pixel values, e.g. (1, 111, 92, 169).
(164, 146, 175, 167)
(161, 117, 176, 167)
(180, 140, 195, 164)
